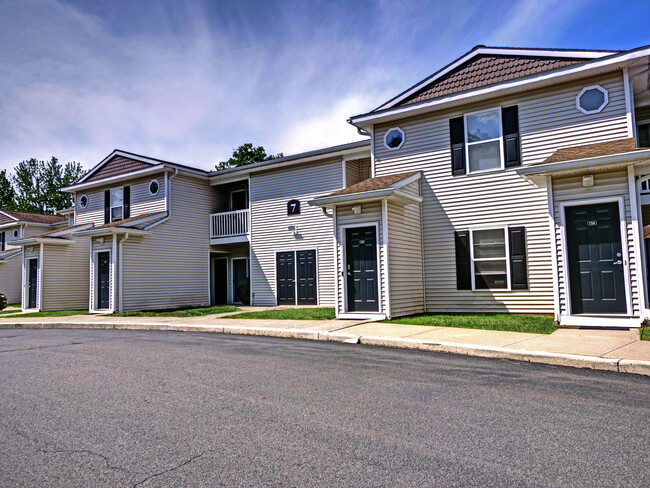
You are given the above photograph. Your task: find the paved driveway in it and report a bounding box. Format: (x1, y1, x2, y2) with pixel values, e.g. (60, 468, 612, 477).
(0, 329, 648, 487)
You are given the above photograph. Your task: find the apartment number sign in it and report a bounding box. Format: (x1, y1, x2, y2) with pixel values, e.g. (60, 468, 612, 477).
(287, 199, 301, 215)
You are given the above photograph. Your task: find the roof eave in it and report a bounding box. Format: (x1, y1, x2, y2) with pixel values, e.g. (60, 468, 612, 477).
(349, 46, 650, 130)
(308, 187, 422, 207)
(12, 237, 74, 246)
(72, 227, 151, 237)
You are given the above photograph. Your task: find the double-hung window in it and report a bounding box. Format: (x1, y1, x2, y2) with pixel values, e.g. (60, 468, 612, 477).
(465, 108, 503, 173)
(110, 187, 124, 222)
(470, 228, 509, 290)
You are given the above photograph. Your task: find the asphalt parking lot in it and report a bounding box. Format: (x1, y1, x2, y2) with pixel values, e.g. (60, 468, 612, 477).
(0, 328, 648, 487)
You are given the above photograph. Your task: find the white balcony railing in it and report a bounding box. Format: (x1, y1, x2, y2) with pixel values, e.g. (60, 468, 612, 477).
(210, 209, 249, 239)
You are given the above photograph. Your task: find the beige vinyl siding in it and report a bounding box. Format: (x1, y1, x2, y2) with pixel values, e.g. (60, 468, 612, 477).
(345, 158, 372, 187)
(4, 224, 51, 250)
(336, 201, 387, 315)
(76, 174, 167, 226)
(120, 173, 215, 312)
(0, 251, 22, 303)
(41, 239, 90, 311)
(386, 180, 424, 317)
(250, 158, 342, 306)
(551, 169, 640, 316)
(370, 74, 630, 314)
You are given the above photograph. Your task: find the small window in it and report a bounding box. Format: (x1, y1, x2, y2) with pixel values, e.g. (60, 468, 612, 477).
(13, 229, 19, 238)
(471, 228, 508, 290)
(465, 108, 503, 173)
(638, 121, 650, 148)
(149, 179, 160, 195)
(110, 187, 123, 222)
(576, 85, 608, 114)
(79, 194, 88, 209)
(230, 189, 248, 211)
(384, 127, 405, 150)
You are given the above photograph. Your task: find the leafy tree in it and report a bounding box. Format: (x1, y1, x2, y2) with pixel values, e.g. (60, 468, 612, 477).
(216, 143, 283, 171)
(10, 157, 86, 214)
(0, 170, 15, 210)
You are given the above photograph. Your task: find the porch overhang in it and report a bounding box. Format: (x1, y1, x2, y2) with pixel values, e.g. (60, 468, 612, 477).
(11, 237, 74, 246)
(0, 249, 21, 262)
(516, 150, 650, 184)
(309, 188, 422, 207)
(73, 227, 150, 238)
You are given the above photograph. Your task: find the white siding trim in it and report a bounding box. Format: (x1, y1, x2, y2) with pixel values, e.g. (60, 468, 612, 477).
(370, 126, 375, 178)
(381, 199, 391, 318)
(38, 243, 43, 311)
(622, 68, 634, 139)
(631, 169, 649, 316)
(558, 196, 632, 316)
(332, 209, 339, 318)
(546, 176, 561, 322)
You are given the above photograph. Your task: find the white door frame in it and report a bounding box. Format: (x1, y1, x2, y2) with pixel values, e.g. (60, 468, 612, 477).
(23, 256, 39, 311)
(558, 196, 632, 316)
(91, 249, 113, 313)
(338, 222, 382, 315)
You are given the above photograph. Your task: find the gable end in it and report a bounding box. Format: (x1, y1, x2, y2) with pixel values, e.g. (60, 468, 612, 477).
(84, 156, 153, 183)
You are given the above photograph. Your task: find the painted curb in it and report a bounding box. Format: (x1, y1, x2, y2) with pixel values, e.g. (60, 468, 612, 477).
(1, 321, 648, 376)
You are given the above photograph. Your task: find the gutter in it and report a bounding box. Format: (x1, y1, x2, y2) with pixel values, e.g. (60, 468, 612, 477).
(516, 150, 650, 178)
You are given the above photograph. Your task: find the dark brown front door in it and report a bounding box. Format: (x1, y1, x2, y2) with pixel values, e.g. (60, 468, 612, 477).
(27, 259, 38, 309)
(97, 252, 110, 310)
(346, 227, 379, 312)
(565, 202, 626, 314)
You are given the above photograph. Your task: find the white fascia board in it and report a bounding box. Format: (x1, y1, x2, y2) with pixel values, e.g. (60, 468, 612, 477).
(73, 227, 150, 237)
(63, 165, 169, 192)
(0, 249, 22, 261)
(0, 210, 18, 222)
(390, 171, 422, 189)
(0, 221, 62, 230)
(517, 150, 650, 177)
(308, 188, 396, 207)
(373, 47, 618, 112)
(12, 238, 73, 246)
(351, 47, 650, 129)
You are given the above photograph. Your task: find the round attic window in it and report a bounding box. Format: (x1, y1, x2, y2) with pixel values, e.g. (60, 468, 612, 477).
(149, 179, 160, 195)
(384, 127, 405, 150)
(13, 230, 19, 238)
(576, 85, 608, 114)
(79, 194, 88, 209)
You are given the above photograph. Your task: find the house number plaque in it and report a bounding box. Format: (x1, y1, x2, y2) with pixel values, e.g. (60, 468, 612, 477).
(587, 220, 597, 227)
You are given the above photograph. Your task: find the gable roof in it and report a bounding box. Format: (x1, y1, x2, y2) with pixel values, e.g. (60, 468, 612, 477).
(542, 138, 645, 164)
(374, 46, 617, 112)
(326, 171, 419, 197)
(83, 155, 153, 183)
(0, 210, 67, 226)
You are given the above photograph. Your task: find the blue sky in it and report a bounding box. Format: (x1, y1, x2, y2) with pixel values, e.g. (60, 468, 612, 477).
(0, 0, 648, 172)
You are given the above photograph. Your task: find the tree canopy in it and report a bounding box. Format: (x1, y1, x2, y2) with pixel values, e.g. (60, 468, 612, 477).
(2, 157, 86, 214)
(216, 143, 283, 171)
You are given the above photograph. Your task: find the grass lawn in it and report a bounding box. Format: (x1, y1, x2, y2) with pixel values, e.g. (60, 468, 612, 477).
(0, 310, 88, 319)
(223, 307, 336, 320)
(115, 305, 240, 317)
(385, 313, 557, 334)
(642, 327, 650, 341)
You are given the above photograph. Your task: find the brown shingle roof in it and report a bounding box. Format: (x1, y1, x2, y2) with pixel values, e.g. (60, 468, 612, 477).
(17, 223, 90, 240)
(84, 156, 153, 183)
(326, 172, 419, 197)
(0, 210, 67, 225)
(395, 55, 585, 107)
(542, 138, 645, 164)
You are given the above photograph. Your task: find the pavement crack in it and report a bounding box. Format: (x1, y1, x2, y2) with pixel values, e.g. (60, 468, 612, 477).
(132, 449, 212, 487)
(41, 448, 129, 473)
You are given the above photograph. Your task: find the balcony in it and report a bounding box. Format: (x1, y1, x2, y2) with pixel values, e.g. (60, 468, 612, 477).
(210, 209, 250, 244)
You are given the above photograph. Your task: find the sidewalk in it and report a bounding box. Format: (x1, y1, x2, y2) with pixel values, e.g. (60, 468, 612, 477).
(1, 312, 649, 376)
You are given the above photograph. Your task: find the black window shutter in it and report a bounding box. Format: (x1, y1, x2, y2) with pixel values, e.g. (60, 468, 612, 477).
(0, 231, 4, 252)
(508, 226, 528, 289)
(502, 105, 521, 167)
(123, 186, 130, 219)
(454, 231, 472, 290)
(449, 117, 466, 175)
(104, 190, 110, 224)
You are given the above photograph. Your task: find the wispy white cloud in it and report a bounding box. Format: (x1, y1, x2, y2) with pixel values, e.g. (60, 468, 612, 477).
(0, 0, 613, 173)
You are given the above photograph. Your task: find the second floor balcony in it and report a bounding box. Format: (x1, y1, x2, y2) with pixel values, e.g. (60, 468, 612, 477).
(210, 209, 250, 244)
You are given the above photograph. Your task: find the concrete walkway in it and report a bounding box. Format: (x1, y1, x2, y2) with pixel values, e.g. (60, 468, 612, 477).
(1, 311, 649, 376)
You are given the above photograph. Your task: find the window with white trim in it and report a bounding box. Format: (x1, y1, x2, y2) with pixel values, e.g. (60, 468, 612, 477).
(384, 127, 405, 150)
(576, 85, 608, 114)
(470, 228, 509, 290)
(110, 187, 123, 222)
(465, 108, 503, 173)
(79, 194, 88, 209)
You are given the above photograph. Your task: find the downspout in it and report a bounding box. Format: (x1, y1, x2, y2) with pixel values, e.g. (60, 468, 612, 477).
(144, 168, 178, 230)
(118, 233, 130, 313)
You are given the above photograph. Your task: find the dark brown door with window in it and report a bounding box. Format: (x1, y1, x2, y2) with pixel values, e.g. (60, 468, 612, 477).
(97, 252, 110, 310)
(297, 250, 317, 305)
(277, 252, 295, 305)
(565, 203, 626, 314)
(346, 227, 379, 312)
(27, 259, 38, 309)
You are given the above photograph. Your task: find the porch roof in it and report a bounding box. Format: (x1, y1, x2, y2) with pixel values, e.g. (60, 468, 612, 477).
(10, 223, 94, 245)
(71, 212, 166, 237)
(0, 248, 21, 262)
(308, 171, 422, 207)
